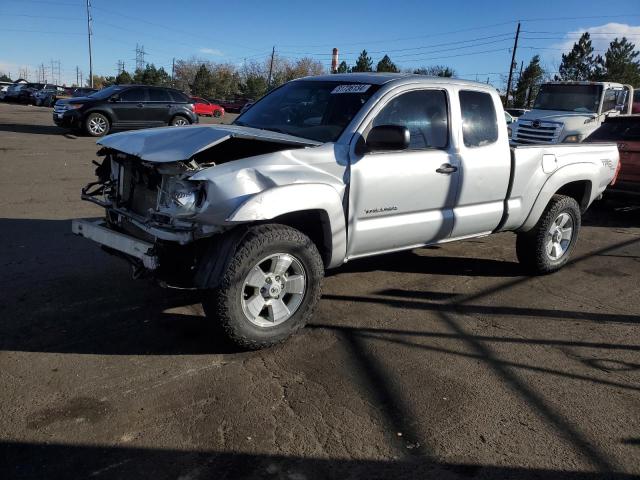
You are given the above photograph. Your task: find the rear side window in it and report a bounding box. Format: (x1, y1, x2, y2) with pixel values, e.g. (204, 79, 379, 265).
(120, 88, 146, 102)
(372, 89, 449, 149)
(148, 88, 171, 102)
(169, 91, 189, 103)
(459, 90, 499, 147)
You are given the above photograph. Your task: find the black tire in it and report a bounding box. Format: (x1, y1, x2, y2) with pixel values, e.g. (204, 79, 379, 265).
(84, 112, 110, 137)
(202, 224, 324, 350)
(213, 110, 222, 118)
(170, 115, 190, 126)
(516, 194, 581, 274)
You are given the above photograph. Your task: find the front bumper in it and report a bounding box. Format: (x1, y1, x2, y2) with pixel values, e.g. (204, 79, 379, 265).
(53, 110, 81, 128)
(72, 219, 159, 269)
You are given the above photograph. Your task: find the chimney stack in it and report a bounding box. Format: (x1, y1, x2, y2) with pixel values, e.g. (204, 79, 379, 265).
(331, 48, 339, 73)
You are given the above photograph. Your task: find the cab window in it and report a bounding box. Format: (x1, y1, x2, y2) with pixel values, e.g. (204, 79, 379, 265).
(372, 89, 449, 150)
(459, 90, 499, 148)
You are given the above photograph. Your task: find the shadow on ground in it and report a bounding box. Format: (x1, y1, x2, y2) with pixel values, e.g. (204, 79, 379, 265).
(1, 441, 637, 480)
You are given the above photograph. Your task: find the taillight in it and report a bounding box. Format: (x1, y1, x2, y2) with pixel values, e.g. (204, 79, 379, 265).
(611, 159, 622, 185)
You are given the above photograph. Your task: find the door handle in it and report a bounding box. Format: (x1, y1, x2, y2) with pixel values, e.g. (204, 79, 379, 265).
(136, 103, 144, 108)
(436, 163, 458, 174)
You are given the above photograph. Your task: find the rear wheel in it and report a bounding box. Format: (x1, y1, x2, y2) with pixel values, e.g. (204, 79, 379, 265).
(202, 224, 324, 350)
(170, 115, 190, 126)
(516, 194, 581, 274)
(85, 112, 110, 137)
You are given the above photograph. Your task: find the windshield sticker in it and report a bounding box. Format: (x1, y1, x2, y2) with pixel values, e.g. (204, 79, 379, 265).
(331, 84, 371, 94)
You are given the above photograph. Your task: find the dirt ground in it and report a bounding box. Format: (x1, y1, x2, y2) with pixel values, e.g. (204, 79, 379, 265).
(0, 102, 639, 480)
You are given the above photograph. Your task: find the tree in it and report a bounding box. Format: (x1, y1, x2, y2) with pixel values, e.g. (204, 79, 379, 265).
(352, 50, 373, 72)
(557, 32, 597, 81)
(192, 64, 214, 96)
(88, 75, 108, 88)
(336, 61, 349, 73)
(376, 55, 399, 73)
(594, 37, 640, 84)
(413, 65, 455, 77)
(513, 55, 544, 108)
(115, 70, 133, 84)
(0, 73, 11, 82)
(133, 64, 171, 86)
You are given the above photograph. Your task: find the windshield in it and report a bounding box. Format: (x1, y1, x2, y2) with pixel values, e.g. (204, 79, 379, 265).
(533, 84, 602, 113)
(87, 85, 124, 100)
(234, 80, 380, 142)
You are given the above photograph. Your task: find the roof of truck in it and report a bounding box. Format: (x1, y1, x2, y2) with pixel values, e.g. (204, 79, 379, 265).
(298, 72, 496, 89)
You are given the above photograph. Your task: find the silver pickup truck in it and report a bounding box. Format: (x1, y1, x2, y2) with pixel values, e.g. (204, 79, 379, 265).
(73, 73, 620, 349)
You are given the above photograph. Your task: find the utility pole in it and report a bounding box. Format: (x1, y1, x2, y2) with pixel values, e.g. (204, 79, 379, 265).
(504, 21, 520, 108)
(76, 66, 80, 86)
(86, 0, 93, 87)
(518, 60, 523, 82)
(171, 57, 175, 85)
(267, 46, 275, 88)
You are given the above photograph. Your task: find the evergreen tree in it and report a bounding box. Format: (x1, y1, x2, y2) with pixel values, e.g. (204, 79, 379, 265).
(115, 70, 133, 84)
(595, 37, 640, 84)
(413, 65, 455, 77)
(337, 61, 349, 73)
(557, 32, 596, 81)
(376, 55, 399, 73)
(352, 50, 373, 72)
(0, 73, 12, 82)
(513, 55, 544, 108)
(192, 64, 214, 96)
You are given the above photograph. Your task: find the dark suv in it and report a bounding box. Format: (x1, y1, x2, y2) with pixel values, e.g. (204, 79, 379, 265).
(53, 84, 198, 136)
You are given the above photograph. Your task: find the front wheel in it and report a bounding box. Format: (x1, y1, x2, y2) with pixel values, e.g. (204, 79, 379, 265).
(202, 224, 324, 350)
(170, 115, 190, 126)
(516, 194, 581, 274)
(85, 112, 110, 137)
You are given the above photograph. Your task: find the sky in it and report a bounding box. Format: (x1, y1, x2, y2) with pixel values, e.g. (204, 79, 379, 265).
(1, 0, 639, 88)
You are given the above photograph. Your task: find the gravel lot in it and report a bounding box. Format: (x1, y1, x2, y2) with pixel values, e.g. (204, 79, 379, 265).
(0, 102, 639, 479)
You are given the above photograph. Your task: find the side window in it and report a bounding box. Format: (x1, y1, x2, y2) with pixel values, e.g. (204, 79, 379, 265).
(120, 88, 146, 102)
(459, 90, 499, 148)
(169, 91, 188, 103)
(372, 89, 449, 150)
(602, 89, 618, 112)
(148, 88, 171, 102)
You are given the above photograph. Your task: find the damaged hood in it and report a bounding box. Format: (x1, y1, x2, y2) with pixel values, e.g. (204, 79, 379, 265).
(97, 124, 322, 162)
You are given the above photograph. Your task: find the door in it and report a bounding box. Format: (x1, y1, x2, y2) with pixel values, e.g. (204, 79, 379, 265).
(450, 89, 511, 238)
(347, 88, 459, 258)
(146, 88, 173, 125)
(113, 87, 148, 125)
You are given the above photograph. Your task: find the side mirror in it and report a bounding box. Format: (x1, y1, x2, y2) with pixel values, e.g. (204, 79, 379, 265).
(366, 125, 410, 152)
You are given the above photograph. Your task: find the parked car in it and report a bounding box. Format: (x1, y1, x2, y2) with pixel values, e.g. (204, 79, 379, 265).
(72, 87, 98, 97)
(505, 108, 528, 118)
(511, 81, 634, 145)
(53, 84, 198, 136)
(34, 85, 72, 107)
(72, 73, 619, 349)
(585, 115, 640, 196)
(4, 83, 27, 101)
(217, 96, 253, 113)
(18, 83, 45, 103)
(191, 96, 224, 117)
(0, 85, 8, 100)
(633, 89, 640, 114)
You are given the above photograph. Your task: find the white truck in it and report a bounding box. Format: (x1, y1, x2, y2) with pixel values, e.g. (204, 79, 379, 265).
(510, 81, 634, 145)
(72, 74, 620, 349)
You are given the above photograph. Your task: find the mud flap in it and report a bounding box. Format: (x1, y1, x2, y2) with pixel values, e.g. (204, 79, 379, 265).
(193, 226, 249, 289)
